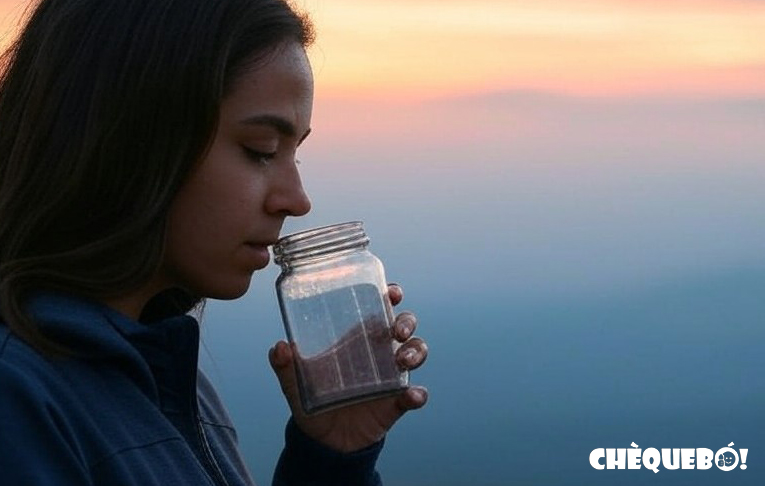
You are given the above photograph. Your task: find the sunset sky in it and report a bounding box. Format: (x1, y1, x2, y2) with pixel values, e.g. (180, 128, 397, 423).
(300, 0, 765, 98)
(1, 0, 763, 99)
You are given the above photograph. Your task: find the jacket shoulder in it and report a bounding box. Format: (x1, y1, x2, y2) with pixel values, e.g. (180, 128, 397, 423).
(0, 328, 93, 484)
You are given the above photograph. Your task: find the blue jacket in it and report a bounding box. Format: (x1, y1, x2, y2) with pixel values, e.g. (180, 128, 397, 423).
(0, 292, 383, 485)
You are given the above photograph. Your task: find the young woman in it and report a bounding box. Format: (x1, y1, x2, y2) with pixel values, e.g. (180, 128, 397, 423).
(0, 0, 429, 484)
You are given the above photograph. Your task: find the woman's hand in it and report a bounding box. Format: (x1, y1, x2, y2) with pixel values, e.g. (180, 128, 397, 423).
(268, 283, 429, 453)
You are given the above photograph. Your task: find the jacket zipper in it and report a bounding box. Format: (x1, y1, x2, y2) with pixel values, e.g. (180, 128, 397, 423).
(197, 418, 231, 486)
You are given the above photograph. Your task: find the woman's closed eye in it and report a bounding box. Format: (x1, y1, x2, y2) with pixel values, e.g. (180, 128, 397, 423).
(242, 146, 277, 165)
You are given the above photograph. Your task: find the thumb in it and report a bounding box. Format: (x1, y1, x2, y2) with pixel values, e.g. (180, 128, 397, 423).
(268, 340, 302, 413)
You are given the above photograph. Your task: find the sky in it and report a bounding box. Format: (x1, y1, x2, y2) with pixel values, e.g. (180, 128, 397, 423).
(289, 0, 764, 201)
(1, 0, 763, 99)
(299, 0, 765, 98)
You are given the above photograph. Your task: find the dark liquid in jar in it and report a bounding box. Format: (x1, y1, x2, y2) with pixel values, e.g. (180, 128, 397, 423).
(282, 283, 406, 412)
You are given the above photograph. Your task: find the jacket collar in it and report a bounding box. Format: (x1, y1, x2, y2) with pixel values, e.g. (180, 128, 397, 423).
(27, 291, 200, 414)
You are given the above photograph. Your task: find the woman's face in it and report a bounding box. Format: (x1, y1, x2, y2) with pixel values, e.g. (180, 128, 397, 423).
(161, 42, 313, 299)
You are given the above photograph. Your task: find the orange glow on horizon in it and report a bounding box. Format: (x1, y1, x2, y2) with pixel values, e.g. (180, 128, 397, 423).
(301, 0, 765, 98)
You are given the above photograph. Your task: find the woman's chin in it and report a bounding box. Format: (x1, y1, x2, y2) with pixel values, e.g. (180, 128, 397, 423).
(197, 275, 253, 301)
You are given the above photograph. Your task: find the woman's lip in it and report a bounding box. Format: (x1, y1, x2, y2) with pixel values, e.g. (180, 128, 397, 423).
(245, 242, 270, 253)
(246, 239, 278, 247)
(244, 243, 271, 266)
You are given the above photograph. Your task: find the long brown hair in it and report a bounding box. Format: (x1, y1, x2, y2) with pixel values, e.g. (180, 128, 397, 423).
(0, 0, 314, 355)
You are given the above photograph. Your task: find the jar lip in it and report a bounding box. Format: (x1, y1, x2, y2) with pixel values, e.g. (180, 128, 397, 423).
(273, 221, 369, 265)
(275, 221, 363, 247)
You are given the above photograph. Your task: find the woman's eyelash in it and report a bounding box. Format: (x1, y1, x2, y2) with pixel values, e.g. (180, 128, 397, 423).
(242, 146, 277, 164)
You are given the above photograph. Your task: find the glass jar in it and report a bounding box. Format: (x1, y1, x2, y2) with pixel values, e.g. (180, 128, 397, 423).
(273, 221, 409, 414)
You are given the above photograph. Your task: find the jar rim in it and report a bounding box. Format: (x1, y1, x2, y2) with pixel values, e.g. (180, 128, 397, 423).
(273, 221, 369, 266)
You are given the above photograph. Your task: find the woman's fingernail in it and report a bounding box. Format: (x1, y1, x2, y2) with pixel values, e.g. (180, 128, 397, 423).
(399, 323, 412, 339)
(403, 348, 418, 366)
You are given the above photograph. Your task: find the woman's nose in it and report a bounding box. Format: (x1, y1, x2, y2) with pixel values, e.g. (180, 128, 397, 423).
(264, 162, 312, 217)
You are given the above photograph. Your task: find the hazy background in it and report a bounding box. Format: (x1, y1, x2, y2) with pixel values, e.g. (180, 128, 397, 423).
(3, 0, 763, 484)
(204, 1, 765, 484)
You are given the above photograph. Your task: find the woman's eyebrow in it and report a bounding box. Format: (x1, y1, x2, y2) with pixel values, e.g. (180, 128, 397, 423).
(239, 114, 311, 143)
